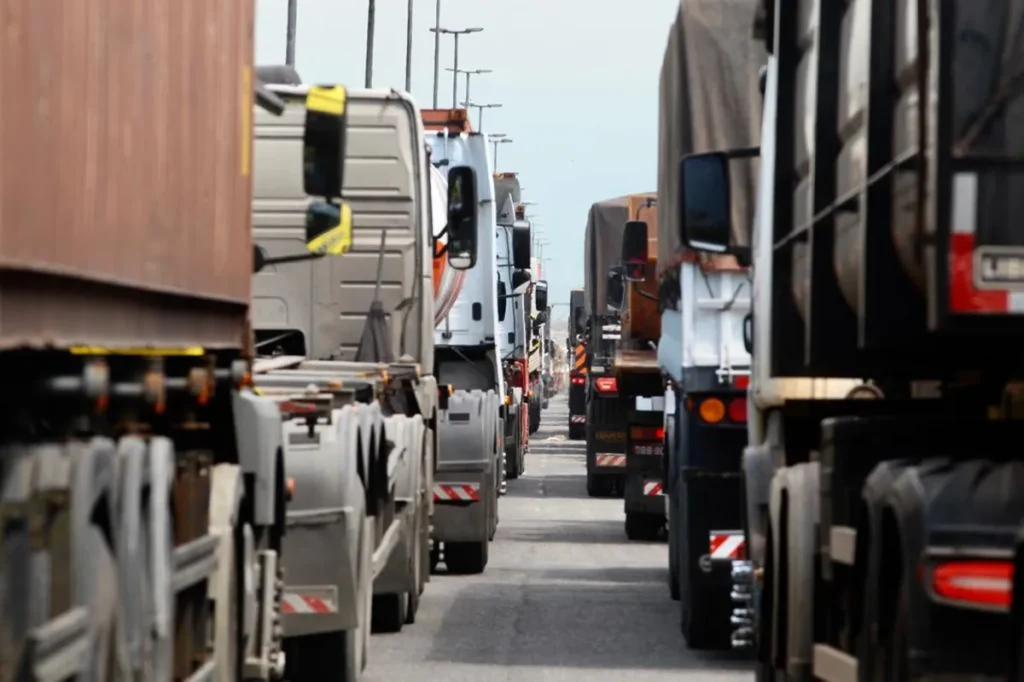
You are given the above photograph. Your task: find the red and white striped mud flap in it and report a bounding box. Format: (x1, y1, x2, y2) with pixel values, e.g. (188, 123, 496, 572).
(643, 480, 663, 496)
(570, 415, 586, 423)
(433, 482, 481, 502)
(281, 586, 339, 614)
(594, 454, 626, 467)
(709, 530, 746, 560)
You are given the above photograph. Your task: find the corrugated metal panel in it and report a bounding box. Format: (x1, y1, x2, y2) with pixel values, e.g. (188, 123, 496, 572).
(0, 0, 254, 350)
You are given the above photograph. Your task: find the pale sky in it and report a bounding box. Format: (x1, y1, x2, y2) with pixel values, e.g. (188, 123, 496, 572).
(255, 0, 680, 316)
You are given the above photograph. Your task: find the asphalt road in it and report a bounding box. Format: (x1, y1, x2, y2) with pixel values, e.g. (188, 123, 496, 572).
(364, 392, 753, 682)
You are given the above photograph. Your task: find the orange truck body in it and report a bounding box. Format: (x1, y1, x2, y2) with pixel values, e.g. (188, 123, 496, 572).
(622, 193, 660, 344)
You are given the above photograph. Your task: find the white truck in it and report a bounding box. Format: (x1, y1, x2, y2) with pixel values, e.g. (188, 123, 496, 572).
(493, 173, 539, 480)
(422, 110, 504, 575)
(249, 78, 480, 679)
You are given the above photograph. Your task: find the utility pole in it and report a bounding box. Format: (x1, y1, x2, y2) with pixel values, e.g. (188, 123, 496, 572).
(432, 0, 441, 107)
(405, 0, 413, 91)
(491, 135, 513, 168)
(446, 68, 491, 109)
(466, 101, 501, 131)
(365, 0, 376, 87)
(429, 27, 484, 108)
(285, 0, 298, 66)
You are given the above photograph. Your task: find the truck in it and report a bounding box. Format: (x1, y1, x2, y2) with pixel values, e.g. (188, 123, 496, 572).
(608, 194, 669, 540)
(0, 6, 294, 681)
(249, 79, 480, 677)
(654, 0, 759, 651)
(422, 108, 504, 575)
(582, 198, 631, 497)
(568, 288, 588, 439)
(528, 257, 550, 424)
(494, 173, 538, 480)
(676, 0, 1024, 678)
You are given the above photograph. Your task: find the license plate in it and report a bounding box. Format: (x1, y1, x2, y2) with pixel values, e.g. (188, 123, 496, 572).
(631, 443, 664, 457)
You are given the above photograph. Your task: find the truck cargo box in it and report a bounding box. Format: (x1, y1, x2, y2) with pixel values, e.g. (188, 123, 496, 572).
(584, 196, 630, 316)
(767, 0, 1024, 377)
(0, 1, 255, 351)
(656, 0, 763, 280)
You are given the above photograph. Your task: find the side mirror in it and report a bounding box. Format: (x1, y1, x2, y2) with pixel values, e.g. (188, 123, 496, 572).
(535, 280, 549, 310)
(605, 267, 625, 311)
(303, 86, 348, 198)
(535, 311, 548, 325)
(511, 222, 531, 270)
(254, 245, 269, 274)
(678, 152, 731, 253)
(305, 201, 353, 255)
(678, 147, 759, 267)
(497, 279, 507, 321)
(446, 166, 479, 270)
(621, 220, 648, 282)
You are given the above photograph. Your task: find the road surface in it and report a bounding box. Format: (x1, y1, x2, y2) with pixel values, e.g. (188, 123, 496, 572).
(365, 393, 753, 682)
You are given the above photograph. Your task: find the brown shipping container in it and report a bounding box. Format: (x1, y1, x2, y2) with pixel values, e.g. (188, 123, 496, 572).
(0, 0, 255, 351)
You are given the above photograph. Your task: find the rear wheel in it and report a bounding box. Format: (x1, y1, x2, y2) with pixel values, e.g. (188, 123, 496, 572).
(283, 630, 359, 682)
(446, 540, 489, 575)
(625, 513, 662, 541)
(568, 423, 585, 440)
(371, 593, 407, 634)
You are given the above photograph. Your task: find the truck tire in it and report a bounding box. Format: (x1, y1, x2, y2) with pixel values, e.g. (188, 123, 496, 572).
(569, 423, 585, 440)
(372, 593, 407, 634)
(529, 397, 541, 434)
(445, 540, 489, 575)
(505, 421, 521, 480)
(283, 630, 359, 682)
(625, 513, 660, 541)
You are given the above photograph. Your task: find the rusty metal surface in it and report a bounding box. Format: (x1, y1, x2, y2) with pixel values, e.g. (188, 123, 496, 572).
(0, 0, 255, 350)
(623, 194, 660, 342)
(615, 348, 660, 373)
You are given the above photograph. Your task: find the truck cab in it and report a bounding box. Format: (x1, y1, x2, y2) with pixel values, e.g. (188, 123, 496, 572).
(422, 108, 505, 574)
(567, 288, 587, 438)
(494, 172, 536, 480)
(250, 80, 482, 676)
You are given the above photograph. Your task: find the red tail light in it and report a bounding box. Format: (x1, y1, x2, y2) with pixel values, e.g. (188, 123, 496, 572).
(595, 377, 618, 394)
(728, 398, 747, 423)
(630, 425, 665, 441)
(929, 560, 1013, 609)
(571, 376, 585, 386)
(734, 375, 750, 390)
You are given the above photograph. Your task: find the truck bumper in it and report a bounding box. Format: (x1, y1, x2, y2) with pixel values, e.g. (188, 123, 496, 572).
(431, 463, 494, 544)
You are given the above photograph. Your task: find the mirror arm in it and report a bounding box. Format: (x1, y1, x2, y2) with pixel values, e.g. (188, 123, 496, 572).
(263, 252, 326, 268)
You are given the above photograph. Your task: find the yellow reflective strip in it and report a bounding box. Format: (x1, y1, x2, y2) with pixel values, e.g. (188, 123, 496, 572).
(69, 346, 206, 357)
(306, 203, 353, 256)
(241, 66, 251, 177)
(306, 86, 347, 116)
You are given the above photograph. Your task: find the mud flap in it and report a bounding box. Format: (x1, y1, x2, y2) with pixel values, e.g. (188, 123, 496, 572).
(678, 468, 744, 649)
